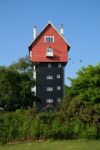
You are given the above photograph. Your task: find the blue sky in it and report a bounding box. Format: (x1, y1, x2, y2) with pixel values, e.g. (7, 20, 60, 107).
(0, 0, 100, 85)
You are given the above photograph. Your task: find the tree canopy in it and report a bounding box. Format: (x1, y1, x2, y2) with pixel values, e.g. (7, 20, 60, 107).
(67, 64, 100, 103)
(0, 56, 36, 111)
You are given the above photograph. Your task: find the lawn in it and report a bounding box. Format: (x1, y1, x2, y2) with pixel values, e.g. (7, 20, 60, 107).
(0, 140, 100, 150)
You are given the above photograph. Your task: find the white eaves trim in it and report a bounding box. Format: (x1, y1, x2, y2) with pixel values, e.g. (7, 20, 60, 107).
(28, 21, 70, 48)
(48, 21, 70, 47)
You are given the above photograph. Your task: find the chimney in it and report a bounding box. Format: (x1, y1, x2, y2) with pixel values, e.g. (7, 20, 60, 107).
(33, 26, 37, 39)
(60, 24, 64, 36)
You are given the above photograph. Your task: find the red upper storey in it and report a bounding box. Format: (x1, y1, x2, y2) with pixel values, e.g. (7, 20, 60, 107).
(28, 22, 70, 63)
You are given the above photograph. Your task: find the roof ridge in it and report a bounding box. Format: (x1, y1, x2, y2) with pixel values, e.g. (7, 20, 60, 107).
(28, 21, 70, 49)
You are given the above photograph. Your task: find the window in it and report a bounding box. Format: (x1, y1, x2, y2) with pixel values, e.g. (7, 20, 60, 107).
(46, 99, 53, 103)
(47, 47, 53, 53)
(45, 36, 54, 42)
(31, 86, 36, 95)
(46, 75, 53, 80)
(57, 74, 60, 78)
(48, 63, 51, 68)
(57, 98, 61, 103)
(57, 86, 61, 90)
(31, 86, 36, 92)
(29, 50, 32, 58)
(46, 87, 53, 91)
(58, 63, 61, 68)
(46, 48, 54, 57)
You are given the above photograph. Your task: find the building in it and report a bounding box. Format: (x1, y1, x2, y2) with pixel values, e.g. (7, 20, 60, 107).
(28, 21, 70, 111)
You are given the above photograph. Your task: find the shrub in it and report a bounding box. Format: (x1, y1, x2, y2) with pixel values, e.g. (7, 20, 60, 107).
(80, 125, 97, 139)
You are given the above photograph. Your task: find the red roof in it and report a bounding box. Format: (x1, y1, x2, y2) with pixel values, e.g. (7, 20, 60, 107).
(29, 21, 70, 63)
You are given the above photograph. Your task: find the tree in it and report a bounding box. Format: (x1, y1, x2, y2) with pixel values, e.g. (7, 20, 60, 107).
(60, 64, 100, 139)
(8, 55, 33, 78)
(0, 56, 36, 111)
(67, 64, 100, 103)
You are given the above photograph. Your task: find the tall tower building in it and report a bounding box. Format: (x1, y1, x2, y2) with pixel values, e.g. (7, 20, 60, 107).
(28, 21, 70, 111)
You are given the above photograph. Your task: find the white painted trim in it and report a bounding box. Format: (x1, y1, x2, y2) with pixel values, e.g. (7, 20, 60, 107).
(29, 50, 32, 58)
(33, 26, 37, 39)
(44, 36, 54, 42)
(48, 21, 70, 46)
(29, 21, 70, 48)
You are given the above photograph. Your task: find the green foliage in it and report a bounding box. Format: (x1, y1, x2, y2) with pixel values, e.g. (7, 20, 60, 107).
(68, 64, 100, 103)
(0, 108, 37, 144)
(0, 62, 100, 143)
(8, 56, 33, 77)
(60, 64, 100, 139)
(80, 125, 97, 139)
(0, 56, 36, 111)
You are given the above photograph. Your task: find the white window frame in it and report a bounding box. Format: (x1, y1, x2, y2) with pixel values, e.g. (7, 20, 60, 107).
(57, 74, 60, 78)
(58, 63, 61, 68)
(57, 86, 61, 90)
(46, 48, 54, 57)
(46, 99, 53, 103)
(46, 75, 53, 80)
(29, 50, 32, 58)
(45, 36, 54, 42)
(46, 87, 53, 91)
(48, 63, 51, 68)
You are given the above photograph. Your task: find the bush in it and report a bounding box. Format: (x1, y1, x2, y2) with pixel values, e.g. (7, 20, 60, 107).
(0, 107, 100, 144)
(80, 125, 97, 139)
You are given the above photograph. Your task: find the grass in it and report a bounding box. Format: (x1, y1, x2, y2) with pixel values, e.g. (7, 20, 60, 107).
(0, 140, 100, 150)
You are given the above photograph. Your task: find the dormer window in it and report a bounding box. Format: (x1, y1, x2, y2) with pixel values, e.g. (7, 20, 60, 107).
(45, 36, 54, 42)
(46, 47, 54, 57)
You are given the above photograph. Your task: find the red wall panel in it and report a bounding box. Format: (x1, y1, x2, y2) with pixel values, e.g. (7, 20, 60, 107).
(30, 24, 69, 62)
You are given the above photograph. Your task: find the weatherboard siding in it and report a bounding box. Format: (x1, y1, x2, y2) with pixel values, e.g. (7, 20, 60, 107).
(30, 24, 69, 62)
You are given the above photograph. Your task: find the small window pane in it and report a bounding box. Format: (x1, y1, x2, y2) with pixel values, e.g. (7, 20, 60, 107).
(47, 48, 53, 52)
(46, 75, 53, 80)
(46, 87, 53, 91)
(57, 86, 61, 90)
(46, 99, 53, 103)
(57, 75, 60, 78)
(58, 63, 61, 68)
(48, 63, 51, 68)
(57, 98, 61, 103)
(45, 36, 54, 42)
